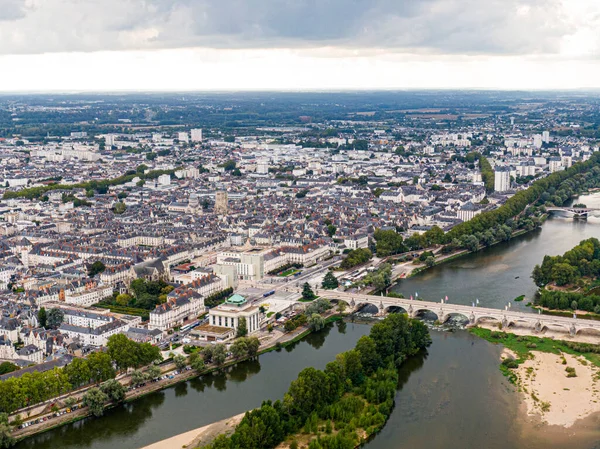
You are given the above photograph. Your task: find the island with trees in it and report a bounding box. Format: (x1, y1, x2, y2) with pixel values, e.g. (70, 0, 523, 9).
(533, 238, 600, 314)
(201, 313, 431, 449)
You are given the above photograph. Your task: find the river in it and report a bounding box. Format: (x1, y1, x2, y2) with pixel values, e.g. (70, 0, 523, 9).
(15, 195, 600, 449)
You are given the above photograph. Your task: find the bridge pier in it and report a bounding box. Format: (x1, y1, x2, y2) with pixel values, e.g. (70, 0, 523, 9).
(570, 324, 576, 337)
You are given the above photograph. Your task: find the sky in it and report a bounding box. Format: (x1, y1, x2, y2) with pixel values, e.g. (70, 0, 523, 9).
(0, 0, 599, 91)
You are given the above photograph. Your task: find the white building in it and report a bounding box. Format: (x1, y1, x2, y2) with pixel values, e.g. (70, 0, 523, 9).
(549, 157, 563, 173)
(157, 174, 171, 186)
(148, 293, 204, 332)
(542, 131, 550, 144)
(533, 134, 543, 149)
(494, 167, 511, 192)
(191, 129, 203, 142)
(201, 294, 261, 341)
(178, 132, 189, 143)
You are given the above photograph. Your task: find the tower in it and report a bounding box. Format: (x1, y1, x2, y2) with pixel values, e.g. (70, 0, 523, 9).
(215, 191, 228, 215)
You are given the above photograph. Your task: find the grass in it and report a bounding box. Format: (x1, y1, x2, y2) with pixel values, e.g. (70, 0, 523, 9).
(514, 295, 525, 302)
(277, 268, 300, 277)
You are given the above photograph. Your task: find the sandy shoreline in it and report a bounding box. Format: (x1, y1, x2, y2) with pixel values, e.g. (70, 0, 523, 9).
(501, 349, 600, 427)
(140, 413, 245, 449)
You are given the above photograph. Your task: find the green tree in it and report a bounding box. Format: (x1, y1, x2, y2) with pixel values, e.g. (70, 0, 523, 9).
(246, 337, 260, 357)
(130, 370, 146, 387)
(212, 344, 227, 367)
(302, 283, 316, 301)
(146, 365, 161, 381)
(113, 201, 127, 214)
(236, 317, 248, 338)
(46, 308, 64, 329)
(83, 388, 108, 417)
(551, 263, 578, 286)
(37, 307, 47, 328)
(88, 261, 106, 277)
(326, 224, 337, 237)
(231, 339, 248, 359)
(173, 354, 187, 371)
(107, 334, 138, 371)
(64, 358, 92, 387)
(308, 314, 326, 331)
(189, 352, 205, 372)
(424, 256, 436, 268)
(87, 351, 116, 382)
(321, 271, 339, 290)
(100, 379, 126, 403)
(0, 413, 15, 448)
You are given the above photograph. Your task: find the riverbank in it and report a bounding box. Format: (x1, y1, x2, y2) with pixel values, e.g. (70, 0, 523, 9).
(141, 413, 245, 449)
(473, 327, 600, 427)
(12, 316, 344, 444)
(511, 351, 600, 427)
(403, 226, 541, 280)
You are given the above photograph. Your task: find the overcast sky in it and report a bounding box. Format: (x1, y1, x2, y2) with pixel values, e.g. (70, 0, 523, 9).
(1, 0, 599, 91)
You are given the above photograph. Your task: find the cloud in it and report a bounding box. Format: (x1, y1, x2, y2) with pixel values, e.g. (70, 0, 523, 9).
(0, 0, 596, 56)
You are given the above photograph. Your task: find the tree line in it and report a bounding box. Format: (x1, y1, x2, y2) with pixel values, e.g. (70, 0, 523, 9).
(2, 168, 176, 200)
(202, 313, 431, 449)
(0, 335, 161, 414)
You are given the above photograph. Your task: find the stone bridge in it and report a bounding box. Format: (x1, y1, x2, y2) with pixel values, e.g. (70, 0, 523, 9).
(547, 207, 600, 217)
(319, 291, 600, 338)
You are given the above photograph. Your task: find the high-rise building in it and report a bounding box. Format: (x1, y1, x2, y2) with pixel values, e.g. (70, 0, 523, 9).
(215, 191, 228, 215)
(533, 134, 542, 149)
(542, 131, 550, 144)
(178, 132, 189, 143)
(494, 167, 511, 192)
(105, 134, 115, 147)
(191, 129, 203, 142)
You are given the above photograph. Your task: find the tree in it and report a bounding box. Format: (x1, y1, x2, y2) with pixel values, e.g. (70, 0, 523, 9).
(130, 370, 146, 387)
(302, 283, 316, 301)
(321, 272, 339, 290)
(146, 365, 161, 380)
(46, 308, 64, 329)
(212, 344, 227, 366)
(113, 201, 127, 214)
(107, 334, 138, 371)
(189, 352, 205, 372)
(202, 346, 214, 364)
(551, 263, 578, 286)
(337, 301, 347, 314)
(340, 248, 372, 269)
(83, 388, 108, 417)
(308, 314, 326, 331)
(88, 261, 106, 277)
(64, 357, 92, 387)
(246, 337, 260, 357)
(0, 362, 17, 376)
(236, 317, 248, 338)
(87, 351, 116, 382)
(231, 339, 248, 359)
(37, 307, 47, 328)
(173, 354, 187, 371)
(0, 413, 14, 448)
(115, 293, 133, 306)
(326, 224, 337, 237)
(425, 256, 436, 268)
(100, 379, 125, 403)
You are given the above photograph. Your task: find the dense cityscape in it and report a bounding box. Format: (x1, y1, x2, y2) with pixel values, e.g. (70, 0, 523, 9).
(0, 91, 598, 448)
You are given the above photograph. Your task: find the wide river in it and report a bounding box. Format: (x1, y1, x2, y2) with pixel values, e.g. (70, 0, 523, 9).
(15, 194, 600, 449)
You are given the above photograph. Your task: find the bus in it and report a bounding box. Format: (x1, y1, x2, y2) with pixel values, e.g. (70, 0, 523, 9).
(181, 321, 200, 332)
(263, 290, 275, 297)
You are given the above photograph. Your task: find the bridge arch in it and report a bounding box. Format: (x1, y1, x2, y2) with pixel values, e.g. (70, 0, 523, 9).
(355, 302, 380, 315)
(575, 327, 600, 337)
(474, 315, 503, 326)
(413, 308, 440, 321)
(440, 312, 470, 324)
(540, 323, 570, 334)
(384, 305, 408, 315)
